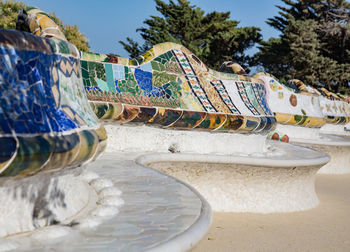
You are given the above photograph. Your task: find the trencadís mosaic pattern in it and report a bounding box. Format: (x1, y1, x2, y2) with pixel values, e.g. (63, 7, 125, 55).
(255, 73, 326, 127)
(317, 88, 350, 124)
(255, 73, 350, 126)
(82, 43, 276, 133)
(285, 79, 350, 124)
(0, 29, 106, 177)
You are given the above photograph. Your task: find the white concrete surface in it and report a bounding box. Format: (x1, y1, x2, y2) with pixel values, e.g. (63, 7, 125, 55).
(320, 123, 350, 137)
(276, 124, 321, 139)
(277, 124, 350, 174)
(105, 124, 268, 155)
(2, 153, 211, 252)
(139, 141, 329, 213)
(0, 169, 123, 240)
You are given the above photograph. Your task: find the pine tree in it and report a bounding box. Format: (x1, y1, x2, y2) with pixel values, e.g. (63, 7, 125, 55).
(256, 0, 350, 92)
(120, 0, 261, 69)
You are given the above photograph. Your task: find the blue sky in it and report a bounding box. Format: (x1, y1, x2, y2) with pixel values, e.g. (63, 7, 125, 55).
(22, 0, 283, 57)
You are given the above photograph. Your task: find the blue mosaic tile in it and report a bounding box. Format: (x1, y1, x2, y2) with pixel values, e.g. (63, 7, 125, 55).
(135, 68, 153, 95)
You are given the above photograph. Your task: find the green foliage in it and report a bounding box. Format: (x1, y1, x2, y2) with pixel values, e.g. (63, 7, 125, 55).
(0, 0, 90, 52)
(120, 0, 261, 69)
(0, 0, 26, 29)
(63, 25, 90, 52)
(256, 0, 350, 92)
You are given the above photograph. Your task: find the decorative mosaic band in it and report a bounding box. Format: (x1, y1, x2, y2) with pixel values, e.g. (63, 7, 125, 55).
(235, 82, 260, 115)
(90, 101, 276, 133)
(210, 80, 240, 114)
(254, 72, 350, 127)
(172, 49, 217, 112)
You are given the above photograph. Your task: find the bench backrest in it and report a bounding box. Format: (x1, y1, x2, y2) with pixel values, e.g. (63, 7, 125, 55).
(254, 73, 325, 127)
(82, 43, 276, 133)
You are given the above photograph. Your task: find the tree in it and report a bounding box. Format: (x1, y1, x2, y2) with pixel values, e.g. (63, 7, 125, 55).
(255, 0, 350, 92)
(119, 37, 150, 58)
(120, 0, 261, 69)
(0, 0, 25, 29)
(287, 18, 339, 88)
(0, 0, 90, 52)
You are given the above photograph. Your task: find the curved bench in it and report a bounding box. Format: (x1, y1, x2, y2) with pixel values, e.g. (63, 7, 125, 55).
(82, 43, 276, 156)
(318, 90, 350, 137)
(0, 7, 334, 250)
(0, 8, 211, 251)
(320, 123, 350, 137)
(137, 141, 329, 213)
(255, 73, 350, 174)
(0, 7, 122, 240)
(6, 152, 212, 251)
(291, 134, 350, 174)
(81, 43, 331, 213)
(82, 42, 275, 134)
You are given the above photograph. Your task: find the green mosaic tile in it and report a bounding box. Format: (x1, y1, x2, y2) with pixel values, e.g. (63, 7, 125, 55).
(117, 67, 143, 96)
(151, 61, 165, 71)
(162, 80, 182, 99)
(58, 40, 70, 54)
(152, 71, 177, 87)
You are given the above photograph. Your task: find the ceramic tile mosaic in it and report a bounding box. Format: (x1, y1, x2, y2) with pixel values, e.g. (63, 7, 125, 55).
(83, 43, 276, 133)
(286, 80, 350, 124)
(209, 79, 240, 114)
(255, 73, 326, 127)
(26, 8, 67, 41)
(0, 29, 106, 177)
(256, 73, 350, 126)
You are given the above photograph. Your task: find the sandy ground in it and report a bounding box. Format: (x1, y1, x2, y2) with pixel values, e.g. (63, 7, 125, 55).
(191, 174, 350, 252)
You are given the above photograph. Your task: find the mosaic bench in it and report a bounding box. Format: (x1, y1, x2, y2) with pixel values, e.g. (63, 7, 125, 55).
(82, 43, 276, 144)
(0, 8, 212, 250)
(255, 73, 350, 174)
(318, 89, 350, 137)
(0, 8, 332, 251)
(82, 42, 275, 156)
(0, 27, 117, 239)
(4, 153, 212, 252)
(80, 41, 330, 212)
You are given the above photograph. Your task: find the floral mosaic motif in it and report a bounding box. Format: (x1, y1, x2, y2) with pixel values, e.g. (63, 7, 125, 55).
(116, 67, 143, 96)
(269, 79, 279, 92)
(82, 61, 106, 88)
(252, 83, 273, 116)
(255, 72, 325, 127)
(0, 29, 106, 177)
(151, 50, 182, 74)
